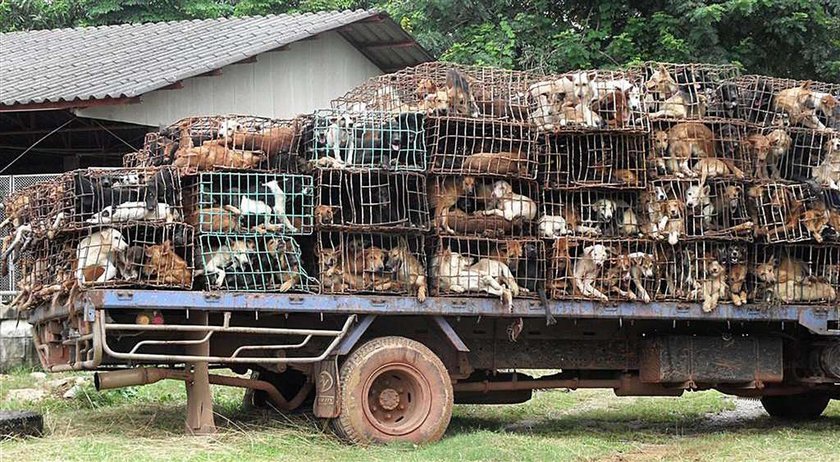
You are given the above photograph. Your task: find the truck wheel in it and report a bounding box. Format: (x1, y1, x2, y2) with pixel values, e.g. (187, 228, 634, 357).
(761, 392, 831, 420)
(332, 336, 453, 445)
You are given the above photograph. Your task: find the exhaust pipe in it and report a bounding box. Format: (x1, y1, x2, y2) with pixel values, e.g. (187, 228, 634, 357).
(94, 368, 189, 391)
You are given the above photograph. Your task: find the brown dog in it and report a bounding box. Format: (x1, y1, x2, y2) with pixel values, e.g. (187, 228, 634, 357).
(267, 238, 301, 292)
(590, 88, 631, 128)
(190, 206, 241, 233)
(701, 260, 727, 312)
(774, 81, 826, 129)
(225, 121, 299, 156)
(144, 241, 192, 287)
(386, 239, 427, 302)
(173, 142, 266, 171)
(314, 205, 336, 226)
(747, 133, 772, 179)
(461, 150, 530, 176)
(429, 176, 476, 234)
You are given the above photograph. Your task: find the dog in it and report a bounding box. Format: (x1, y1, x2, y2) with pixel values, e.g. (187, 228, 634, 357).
(812, 137, 840, 190)
(76, 228, 129, 283)
(728, 260, 748, 306)
(653, 122, 715, 178)
(645, 66, 706, 118)
(86, 201, 178, 225)
(432, 249, 512, 309)
(700, 259, 728, 312)
(483, 181, 538, 221)
(469, 257, 520, 298)
(446, 69, 479, 116)
(693, 157, 746, 180)
(748, 133, 772, 180)
(385, 238, 427, 302)
(686, 183, 716, 230)
(555, 101, 605, 128)
(314, 205, 335, 226)
(538, 214, 568, 237)
(116, 245, 146, 281)
(144, 240, 191, 286)
(661, 199, 685, 245)
(559, 71, 597, 105)
(220, 119, 298, 157)
(218, 180, 296, 233)
(743, 77, 775, 124)
(263, 237, 302, 292)
(765, 129, 792, 179)
(590, 87, 632, 128)
(430, 176, 476, 234)
(173, 142, 266, 171)
(640, 186, 670, 240)
(774, 82, 825, 130)
(321, 113, 355, 164)
(204, 239, 254, 288)
(591, 198, 639, 236)
(318, 246, 345, 292)
(603, 251, 654, 303)
(343, 242, 391, 291)
(573, 244, 610, 301)
(190, 205, 241, 233)
(461, 149, 530, 177)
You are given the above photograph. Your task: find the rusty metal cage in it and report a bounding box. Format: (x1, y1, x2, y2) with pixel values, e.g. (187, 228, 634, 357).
(639, 62, 741, 121)
(745, 125, 793, 182)
(540, 189, 645, 239)
(197, 233, 317, 293)
(653, 240, 749, 310)
(539, 132, 647, 189)
(306, 109, 427, 171)
(332, 61, 533, 121)
(184, 171, 314, 236)
(317, 232, 426, 298)
(548, 237, 657, 303)
(10, 237, 75, 311)
(649, 120, 749, 181)
(316, 169, 429, 232)
(427, 116, 536, 179)
(429, 176, 537, 238)
(0, 179, 64, 237)
(527, 69, 647, 133)
(429, 236, 545, 305)
(72, 223, 194, 290)
(649, 179, 753, 241)
(752, 243, 840, 306)
(735, 75, 839, 129)
(784, 129, 840, 188)
(747, 182, 828, 243)
(56, 167, 183, 232)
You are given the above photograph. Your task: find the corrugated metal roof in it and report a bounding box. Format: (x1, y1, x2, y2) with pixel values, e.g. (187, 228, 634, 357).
(0, 10, 433, 107)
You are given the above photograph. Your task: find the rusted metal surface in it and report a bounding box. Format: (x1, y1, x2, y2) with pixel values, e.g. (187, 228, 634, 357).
(640, 336, 784, 384)
(335, 315, 376, 356)
(430, 316, 470, 353)
(313, 359, 341, 418)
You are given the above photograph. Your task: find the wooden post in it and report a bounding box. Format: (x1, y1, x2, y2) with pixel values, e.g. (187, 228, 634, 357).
(184, 311, 216, 434)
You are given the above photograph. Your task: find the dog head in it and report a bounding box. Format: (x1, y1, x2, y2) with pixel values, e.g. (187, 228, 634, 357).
(218, 119, 243, 139)
(583, 244, 609, 268)
(320, 246, 341, 269)
(706, 259, 726, 278)
(491, 180, 513, 199)
(500, 240, 524, 260)
(385, 240, 412, 273)
(592, 199, 617, 221)
(819, 94, 838, 114)
(653, 131, 669, 154)
(230, 240, 256, 266)
(646, 66, 678, 96)
(462, 176, 476, 195)
(101, 228, 128, 253)
(564, 72, 596, 103)
(629, 252, 655, 278)
(755, 257, 777, 283)
(748, 134, 770, 161)
(723, 185, 743, 211)
(315, 205, 335, 225)
(416, 79, 438, 99)
(685, 184, 710, 209)
(825, 137, 840, 154)
(663, 199, 684, 219)
(86, 206, 114, 224)
(362, 246, 386, 273)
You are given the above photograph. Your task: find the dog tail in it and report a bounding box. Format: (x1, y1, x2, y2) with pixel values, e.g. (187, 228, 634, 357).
(223, 204, 242, 216)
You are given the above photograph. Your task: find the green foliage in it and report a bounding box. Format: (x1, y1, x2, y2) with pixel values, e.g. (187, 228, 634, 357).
(1, 0, 838, 81)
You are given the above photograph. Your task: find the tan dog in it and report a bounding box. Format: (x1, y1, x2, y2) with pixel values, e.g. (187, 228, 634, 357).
(728, 263, 748, 306)
(602, 252, 654, 303)
(173, 142, 266, 171)
(221, 119, 299, 156)
(432, 249, 513, 309)
(190, 206, 241, 233)
(429, 176, 476, 234)
(144, 241, 192, 287)
(774, 82, 827, 130)
(266, 238, 301, 292)
(701, 260, 727, 312)
(661, 199, 685, 245)
(573, 244, 610, 301)
(654, 122, 715, 178)
(693, 157, 746, 180)
(765, 129, 792, 179)
(314, 205, 336, 225)
(319, 246, 345, 292)
(386, 239, 427, 303)
(346, 242, 390, 291)
(461, 150, 530, 176)
(748, 133, 772, 179)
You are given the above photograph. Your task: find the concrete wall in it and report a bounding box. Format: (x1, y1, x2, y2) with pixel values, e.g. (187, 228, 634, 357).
(76, 32, 382, 126)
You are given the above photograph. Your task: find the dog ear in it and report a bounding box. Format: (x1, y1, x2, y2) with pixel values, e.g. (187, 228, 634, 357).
(702, 185, 710, 195)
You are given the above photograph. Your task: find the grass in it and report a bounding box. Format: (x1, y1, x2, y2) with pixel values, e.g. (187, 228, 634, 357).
(0, 368, 839, 461)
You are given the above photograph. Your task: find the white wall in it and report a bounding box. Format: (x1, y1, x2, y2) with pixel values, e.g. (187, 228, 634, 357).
(76, 32, 382, 126)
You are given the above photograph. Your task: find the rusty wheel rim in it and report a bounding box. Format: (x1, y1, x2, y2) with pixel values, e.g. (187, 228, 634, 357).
(362, 363, 431, 436)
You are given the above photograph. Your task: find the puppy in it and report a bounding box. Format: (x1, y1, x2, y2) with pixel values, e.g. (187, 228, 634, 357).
(538, 214, 569, 237)
(221, 119, 298, 157)
(812, 137, 840, 190)
(608, 252, 654, 303)
(461, 149, 530, 177)
(173, 142, 266, 171)
(701, 260, 728, 312)
(469, 258, 520, 298)
(590, 88, 632, 128)
(265, 237, 302, 292)
(661, 199, 685, 245)
(748, 133, 772, 180)
(319, 246, 345, 292)
(446, 69, 478, 116)
(204, 240, 254, 288)
(116, 245, 146, 281)
(556, 101, 605, 128)
(314, 205, 336, 226)
(345, 242, 391, 291)
(385, 238, 427, 302)
(76, 228, 129, 283)
(573, 244, 610, 301)
(558, 71, 596, 104)
(190, 205, 241, 233)
(646, 66, 706, 118)
(144, 240, 191, 286)
(483, 181, 538, 221)
(728, 261, 748, 306)
(433, 249, 513, 309)
(654, 122, 715, 178)
(430, 176, 476, 234)
(640, 186, 669, 240)
(693, 157, 746, 180)
(86, 201, 178, 225)
(774, 81, 825, 130)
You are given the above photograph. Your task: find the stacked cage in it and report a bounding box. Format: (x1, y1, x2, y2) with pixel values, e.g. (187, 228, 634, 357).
(736, 75, 840, 307)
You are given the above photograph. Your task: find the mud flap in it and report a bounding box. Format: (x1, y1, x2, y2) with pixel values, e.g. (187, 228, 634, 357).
(313, 357, 340, 418)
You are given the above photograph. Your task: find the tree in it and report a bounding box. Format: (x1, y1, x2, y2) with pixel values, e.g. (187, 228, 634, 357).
(1, 0, 838, 82)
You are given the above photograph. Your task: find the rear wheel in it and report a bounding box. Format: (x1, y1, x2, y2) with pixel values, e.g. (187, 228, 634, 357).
(761, 392, 831, 420)
(332, 336, 453, 445)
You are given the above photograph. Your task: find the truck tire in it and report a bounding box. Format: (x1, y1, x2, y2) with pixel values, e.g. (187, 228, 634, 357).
(761, 392, 831, 420)
(332, 336, 453, 445)
(0, 410, 43, 437)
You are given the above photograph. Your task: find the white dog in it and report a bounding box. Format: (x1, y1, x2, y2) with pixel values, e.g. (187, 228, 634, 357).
(86, 201, 177, 224)
(469, 258, 520, 297)
(203, 239, 253, 287)
(433, 249, 513, 309)
(325, 113, 355, 164)
(538, 214, 568, 237)
(573, 244, 610, 301)
(812, 137, 840, 190)
(76, 228, 129, 283)
(558, 72, 597, 105)
(262, 180, 297, 232)
(483, 181, 538, 221)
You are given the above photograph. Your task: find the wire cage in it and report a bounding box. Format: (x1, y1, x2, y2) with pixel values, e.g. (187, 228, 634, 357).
(73, 223, 194, 289)
(735, 75, 839, 129)
(331, 61, 533, 120)
(752, 243, 840, 306)
(639, 62, 742, 121)
(781, 129, 840, 187)
(747, 182, 828, 243)
(10, 237, 76, 311)
(56, 167, 183, 232)
(185, 172, 314, 235)
(197, 233, 317, 293)
(649, 179, 753, 240)
(317, 232, 426, 298)
(147, 115, 307, 174)
(427, 116, 536, 179)
(539, 132, 647, 189)
(305, 109, 426, 171)
(527, 69, 648, 133)
(548, 237, 657, 303)
(122, 151, 151, 168)
(316, 169, 429, 232)
(429, 176, 537, 237)
(540, 189, 645, 239)
(0, 179, 65, 236)
(649, 120, 749, 181)
(653, 240, 749, 310)
(429, 236, 545, 304)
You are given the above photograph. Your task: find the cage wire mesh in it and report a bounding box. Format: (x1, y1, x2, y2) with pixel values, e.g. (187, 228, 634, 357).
(527, 69, 648, 133)
(548, 237, 657, 303)
(539, 132, 647, 189)
(197, 233, 316, 293)
(186, 172, 314, 235)
(57, 167, 183, 231)
(649, 120, 749, 181)
(784, 129, 840, 188)
(429, 236, 545, 301)
(316, 232, 425, 297)
(73, 223, 194, 289)
(639, 62, 742, 121)
(429, 176, 537, 237)
(316, 169, 429, 232)
(746, 182, 831, 244)
(648, 179, 753, 240)
(1, 179, 64, 237)
(306, 109, 427, 171)
(540, 189, 645, 239)
(332, 61, 533, 121)
(735, 75, 839, 129)
(752, 243, 840, 306)
(427, 116, 536, 179)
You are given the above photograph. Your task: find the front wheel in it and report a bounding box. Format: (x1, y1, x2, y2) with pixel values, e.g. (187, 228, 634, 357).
(761, 392, 831, 420)
(332, 336, 453, 445)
